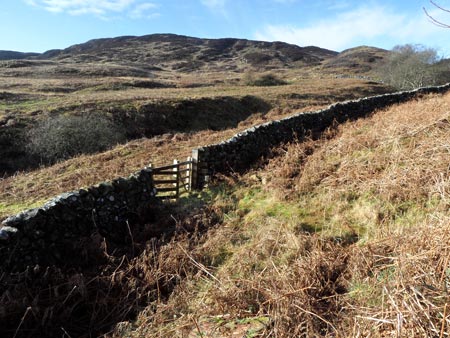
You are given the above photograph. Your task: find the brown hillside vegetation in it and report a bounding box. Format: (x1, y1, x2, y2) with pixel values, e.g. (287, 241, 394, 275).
(0, 78, 389, 220)
(2, 92, 449, 337)
(114, 92, 450, 337)
(0, 34, 390, 176)
(321, 46, 388, 74)
(38, 34, 338, 73)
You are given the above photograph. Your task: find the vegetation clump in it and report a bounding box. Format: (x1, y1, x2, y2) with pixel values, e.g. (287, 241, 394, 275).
(378, 44, 449, 90)
(244, 72, 288, 87)
(27, 113, 125, 164)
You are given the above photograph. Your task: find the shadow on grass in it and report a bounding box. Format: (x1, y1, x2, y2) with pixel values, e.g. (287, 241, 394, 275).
(0, 190, 222, 338)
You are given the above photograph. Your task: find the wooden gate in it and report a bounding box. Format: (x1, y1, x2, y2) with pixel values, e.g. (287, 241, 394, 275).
(150, 158, 196, 200)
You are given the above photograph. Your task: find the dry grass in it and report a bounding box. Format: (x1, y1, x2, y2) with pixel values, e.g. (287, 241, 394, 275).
(0, 130, 229, 219)
(2, 89, 449, 338)
(0, 77, 389, 220)
(0, 201, 223, 338)
(114, 92, 450, 337)
(3, 83, 449, 338)
(0, 76, 386, 115)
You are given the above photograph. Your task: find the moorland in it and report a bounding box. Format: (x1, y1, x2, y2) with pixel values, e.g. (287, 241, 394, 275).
(1, 34, 449, 338)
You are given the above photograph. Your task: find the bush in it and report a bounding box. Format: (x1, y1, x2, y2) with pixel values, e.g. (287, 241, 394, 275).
(27, 113, 125, 164)
(244, 72, 287, 87)
(377, 44, 449, 90)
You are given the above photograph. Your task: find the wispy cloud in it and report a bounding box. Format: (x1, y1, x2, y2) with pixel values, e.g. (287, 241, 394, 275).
(254, 5, 444, 51)
(129, 2, 160, 19)
(24, 0, 160, 19)
(200, 0, 227, 15)
(325, 0, 351, 10)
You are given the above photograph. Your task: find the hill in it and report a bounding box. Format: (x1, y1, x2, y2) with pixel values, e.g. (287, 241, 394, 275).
(321, 45, 389, 74)
(0, 34, 392, 177)
(37, 33, 338, 73)
(0, 50, 39, 60)
(0, 35, 390, 79)
(2, 89, 448, 337)
(0, 34, 390, 80)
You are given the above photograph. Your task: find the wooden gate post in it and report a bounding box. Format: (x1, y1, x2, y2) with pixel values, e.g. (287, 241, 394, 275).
(173, 159, 180, 199)
(191, 150, 199, 190)
(186, 156, 192, 191)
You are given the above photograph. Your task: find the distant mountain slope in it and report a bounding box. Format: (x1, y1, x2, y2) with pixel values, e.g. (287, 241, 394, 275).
(0, 50, 40, 60)
(321, 46, 388, 73)
(38, 33, 338, 72)
(0, 34, 390, 78)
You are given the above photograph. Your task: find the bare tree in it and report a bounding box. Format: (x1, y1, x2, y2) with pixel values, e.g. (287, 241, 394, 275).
(424, 0, 450, 28)
(377, 44, 447, 90)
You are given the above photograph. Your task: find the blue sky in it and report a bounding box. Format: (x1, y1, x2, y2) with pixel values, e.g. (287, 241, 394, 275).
(2, 0, 450, 55)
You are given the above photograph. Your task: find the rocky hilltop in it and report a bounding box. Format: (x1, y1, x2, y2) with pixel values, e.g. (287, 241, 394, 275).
(0, 34, 390, 77)
(37, 34, 338, 72)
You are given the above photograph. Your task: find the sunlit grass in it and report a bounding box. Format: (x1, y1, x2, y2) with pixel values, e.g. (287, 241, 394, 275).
(120, 92, 450, 337)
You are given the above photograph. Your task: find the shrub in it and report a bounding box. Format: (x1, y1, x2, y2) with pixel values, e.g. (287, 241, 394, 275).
(377, 44, 449, 90)
(27, 113, 125, 164)
(244, 72, 287, 87)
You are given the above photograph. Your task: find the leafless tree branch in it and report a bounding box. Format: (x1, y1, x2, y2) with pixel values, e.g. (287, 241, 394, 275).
(423, 1, 450, 28)
(430, 0, 450, 13)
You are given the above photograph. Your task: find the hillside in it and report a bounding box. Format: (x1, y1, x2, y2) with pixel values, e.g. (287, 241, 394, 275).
(321, 46, 388, 74)
(0, 78, 392, 220)
(0, 41, 391, 176)
(0, 50, 39, 60)
(2, 90, 449, 337)
(2, 29, 450, 337)
(37, 34, 338, 73)
(113, 91, 450, 337)
(0, 34, 389, 79)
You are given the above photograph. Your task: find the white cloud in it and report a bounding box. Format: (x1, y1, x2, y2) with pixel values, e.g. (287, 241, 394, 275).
(200, 0, 229, 19)
(254, 5, 445, 52)
(40, 0, 134, 14)
(325, 0, 351, 10)
(129, 2, 159, 19)
(201, 0, 226, 11)
(24, 0, 160, 18)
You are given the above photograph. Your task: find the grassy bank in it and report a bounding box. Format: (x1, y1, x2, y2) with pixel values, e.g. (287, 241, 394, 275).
(0, 78, 390, 220)
(3, 92, 449, 337)
(117, 92, 450, 337)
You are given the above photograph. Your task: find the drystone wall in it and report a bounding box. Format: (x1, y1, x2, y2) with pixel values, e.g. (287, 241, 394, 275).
(2, 83, 450, 271)
(1, 168, 157, 271)
(193, 83, 450, 186)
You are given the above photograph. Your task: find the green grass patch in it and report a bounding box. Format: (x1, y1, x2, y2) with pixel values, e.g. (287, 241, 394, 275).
(0, 200, 45, 219)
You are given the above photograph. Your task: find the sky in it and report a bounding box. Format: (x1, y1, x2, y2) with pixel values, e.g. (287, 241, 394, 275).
(2, 0, 450, 56)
